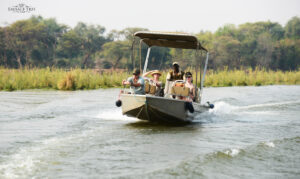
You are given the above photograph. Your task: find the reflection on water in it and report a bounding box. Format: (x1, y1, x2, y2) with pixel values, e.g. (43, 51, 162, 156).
(126, 120, 196, 127)
(125, 121, 202, 135)
(0, 86, 300, 178)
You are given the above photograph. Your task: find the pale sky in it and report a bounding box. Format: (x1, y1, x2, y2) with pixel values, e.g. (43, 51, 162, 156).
(0, 0, 299, 33)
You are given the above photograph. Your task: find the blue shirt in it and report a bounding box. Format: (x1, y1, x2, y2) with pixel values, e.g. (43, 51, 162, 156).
(127, 76, 145, 95)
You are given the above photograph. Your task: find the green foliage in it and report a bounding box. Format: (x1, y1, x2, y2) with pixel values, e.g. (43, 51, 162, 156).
(73, 22, 108, 68)
(215, 24, 237, 38)
(118, 27, 148, 41)
(212, 36, 241, 69)
(272, 39, 300, 70)
(57, 30, 82, 58)
(196, 31, 214, 53)
(285, 16, 300, 39)
(0, 16, 300, 71)
(147, 46, 171, 70)
(100, 41, 130, 69)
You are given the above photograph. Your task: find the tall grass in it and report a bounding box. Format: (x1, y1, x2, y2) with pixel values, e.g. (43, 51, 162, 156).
(204, 67, 300, 87)
(0, 67, 129, 91)
(0, 67, 299, 91)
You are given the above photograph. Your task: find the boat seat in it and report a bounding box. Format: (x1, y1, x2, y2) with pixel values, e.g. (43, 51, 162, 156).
(145, 80, 150, 93)
(144, 79, 156, 95)
(171, 81, 190, 97)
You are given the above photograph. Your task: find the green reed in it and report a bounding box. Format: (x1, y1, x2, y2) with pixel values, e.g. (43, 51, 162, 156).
(0, 67, 129, 91)
(204, 67, 300, 87)
(0, 67, 299, 91)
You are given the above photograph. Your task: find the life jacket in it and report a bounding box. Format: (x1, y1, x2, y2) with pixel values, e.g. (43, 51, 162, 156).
(168, 70, 185, 81)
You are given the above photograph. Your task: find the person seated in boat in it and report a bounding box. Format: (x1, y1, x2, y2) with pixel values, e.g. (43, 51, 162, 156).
(122, 68, 145, 95)
(143, 70, 163, 96)
(166, 62, 185, 81)
(184, 72, 196, 102)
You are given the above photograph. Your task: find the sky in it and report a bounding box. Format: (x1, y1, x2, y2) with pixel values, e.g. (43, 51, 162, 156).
(0, 0, 300, 33)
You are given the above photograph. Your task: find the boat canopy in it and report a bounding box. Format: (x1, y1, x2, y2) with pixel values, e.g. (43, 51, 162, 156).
(134, 31, 207, 51)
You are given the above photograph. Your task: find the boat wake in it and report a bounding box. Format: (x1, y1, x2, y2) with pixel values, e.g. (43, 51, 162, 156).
(193, 99, 300, 124)
(208, 100, 300, 114)
(0, 124, 111, 178)
(123, 136, 299, 179)
(97, 108, 138, 121)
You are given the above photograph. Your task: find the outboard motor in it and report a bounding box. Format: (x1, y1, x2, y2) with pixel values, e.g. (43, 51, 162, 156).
(207, 101, 214, 109)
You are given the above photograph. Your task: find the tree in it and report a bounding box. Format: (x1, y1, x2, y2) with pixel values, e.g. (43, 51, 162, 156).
(40, 18, 67, 66)
(215, 24, 237, 38)
(213, 36, 241, 69)
(272, 39, 300, 70)
(285, 16, 300, 39)
(2, 15, 300, 70)
(100, 41, 130, 69)
(237, 21, 284, 41)
(268, 23, 285, 40)
(56, 30, 82, 59)
(118, 27, 148, 41)
(255, 32, 274, 67)
(74, 22, 108, 68)
(169, 48, 196, 70)
(5, 20, 28, 68)
(4, 17, 49, 68)
(146, 46, 171, 70)
(0, 27, 7, 66)
(196, 31, 214, 51)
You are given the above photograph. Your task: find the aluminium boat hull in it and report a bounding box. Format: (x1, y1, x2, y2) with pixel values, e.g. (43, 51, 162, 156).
(120, 94, 209, 123)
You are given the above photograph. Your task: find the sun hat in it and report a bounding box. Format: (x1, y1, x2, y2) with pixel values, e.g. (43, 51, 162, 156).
(151, 70, 162, 76)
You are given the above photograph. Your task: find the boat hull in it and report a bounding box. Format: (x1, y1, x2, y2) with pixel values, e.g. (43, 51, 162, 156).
(120, 94, 209, 123)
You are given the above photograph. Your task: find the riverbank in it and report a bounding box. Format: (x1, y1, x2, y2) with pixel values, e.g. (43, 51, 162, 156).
(0, 67, 299, 91)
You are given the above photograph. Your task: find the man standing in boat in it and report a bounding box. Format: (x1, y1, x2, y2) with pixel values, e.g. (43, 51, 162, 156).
(122, 69, 145, 95)
(164, 62, 185, 97)
(166, 62, 185, 81)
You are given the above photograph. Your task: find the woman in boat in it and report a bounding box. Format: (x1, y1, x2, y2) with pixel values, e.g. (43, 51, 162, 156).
(143, 70, 163, 96)
(184, 72, 195, 102)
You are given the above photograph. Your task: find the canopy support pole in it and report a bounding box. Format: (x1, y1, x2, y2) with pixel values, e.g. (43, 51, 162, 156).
(195, 46, 199, 89)
(200, 52, 209, 103)
(143, 47, 151, 74)
(131, 38, 135, 70)
(139, 40, 143, 72)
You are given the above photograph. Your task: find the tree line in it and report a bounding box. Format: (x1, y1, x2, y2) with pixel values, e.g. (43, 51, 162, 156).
(0, 16, 299, 71)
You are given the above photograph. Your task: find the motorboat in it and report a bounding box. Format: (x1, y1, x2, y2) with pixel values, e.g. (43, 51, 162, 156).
(116, 31, 214, 124)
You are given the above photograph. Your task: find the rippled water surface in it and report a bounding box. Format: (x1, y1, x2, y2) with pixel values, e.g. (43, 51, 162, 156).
(0, 86, 300, 178)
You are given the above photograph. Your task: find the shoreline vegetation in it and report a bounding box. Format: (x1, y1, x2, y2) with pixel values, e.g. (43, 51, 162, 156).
(1, 16, 300, 72)
(0, 68, 299, 91)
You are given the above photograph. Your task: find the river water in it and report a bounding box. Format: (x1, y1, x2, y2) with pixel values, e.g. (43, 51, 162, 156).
(0, 86, 299, 178)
